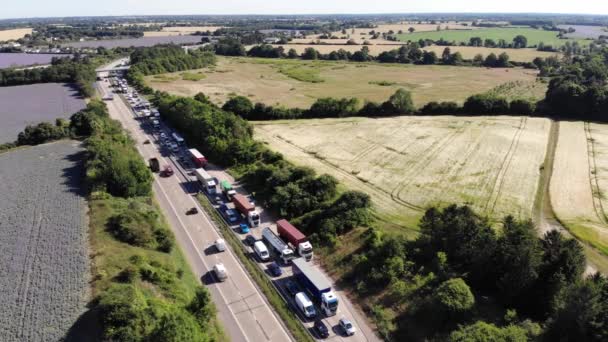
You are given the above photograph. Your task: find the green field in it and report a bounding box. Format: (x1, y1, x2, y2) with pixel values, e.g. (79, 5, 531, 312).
(397, 27, 586, 47)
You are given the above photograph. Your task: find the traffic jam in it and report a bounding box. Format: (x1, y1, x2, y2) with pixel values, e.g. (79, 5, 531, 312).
(109, 75, 359, 339)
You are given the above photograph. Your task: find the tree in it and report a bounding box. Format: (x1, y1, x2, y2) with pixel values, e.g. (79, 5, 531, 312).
(287, 48, 298, 59)
(441, 47, 452, 63)
(513, 35, 528, 48)
(497, 52, 510, 67)
(473, 54, 484, 65)
(222, 96, 253, 118)
(494, 217, 542, 307)
(435, 278, 475, 314)
(301, 47, 319, 60)
(382, 88, 415, 114)
(409, 27, 415, 33)
(98, 284, 151, 341)
(422, 51, 438, 64)
(469, 37, 483, 47)
(484, 53, 498, 67)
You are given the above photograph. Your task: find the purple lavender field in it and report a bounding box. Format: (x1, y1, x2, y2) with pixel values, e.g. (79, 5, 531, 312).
(63, 35, 202, 48)
(0, 83, 86, 143)
(0, 140, 89, 342)
(0, 53, 71, 69)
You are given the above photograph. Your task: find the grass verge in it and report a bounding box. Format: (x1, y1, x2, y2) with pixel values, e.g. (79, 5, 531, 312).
(279, 65, 324, 83)
(196, 194, 315, 342)
(89, 193, 226, 340)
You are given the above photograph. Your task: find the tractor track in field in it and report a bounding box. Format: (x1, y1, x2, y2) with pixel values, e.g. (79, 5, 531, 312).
(485, 117, 528, 215)
(584, 122, 608, 225)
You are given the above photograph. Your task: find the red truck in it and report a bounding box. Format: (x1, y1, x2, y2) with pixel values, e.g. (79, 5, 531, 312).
(277, 219, 314, 261)
(188, 148, 207, 168)
(232, 194, 260, 227)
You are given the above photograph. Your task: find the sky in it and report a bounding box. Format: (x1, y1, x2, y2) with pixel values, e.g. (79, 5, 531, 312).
(3, 0, 608, 20)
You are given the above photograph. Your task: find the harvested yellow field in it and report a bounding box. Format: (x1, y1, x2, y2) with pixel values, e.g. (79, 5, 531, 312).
(552, 122, 608, 255)
(144, 26, 224, 37)
(147, 56, 541, 108)
(0, 28, 32, 41)
(272, 44, 557, 62)
(255, 116, 550, 233)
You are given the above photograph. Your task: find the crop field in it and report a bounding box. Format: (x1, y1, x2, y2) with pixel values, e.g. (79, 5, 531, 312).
(271, 44, 558, 62)
(0, 141, 89, 342)
(144, 26, 224, 36)
(0, 83, 86, 143)
(254, 116, 550, 232)
(551, 122, 608, 255)
(147, 56, 541, 108)
(0, 28, 32, 41)
(557, 25, 608, 39)
(0, 53, 71, 69)
(397, 27, 585, 47)
(63, 35, 202, 48)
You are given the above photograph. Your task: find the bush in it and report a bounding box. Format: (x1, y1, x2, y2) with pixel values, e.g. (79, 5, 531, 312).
(382, 88, 415, 115)
(435, 278, 475, 314)
(509, 99, 536, 115)
(420, 101, 461, 115)
(222, 96, 254, 118)
(16, 121, 70, 146)
(463, 94, 509, 114)
(107, 202, 174, 252)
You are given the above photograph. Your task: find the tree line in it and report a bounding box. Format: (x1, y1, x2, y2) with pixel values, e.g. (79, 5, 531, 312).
(220, 87, 537, 122)
(215, 39, 532, 69)
(0, 54, 97, 96)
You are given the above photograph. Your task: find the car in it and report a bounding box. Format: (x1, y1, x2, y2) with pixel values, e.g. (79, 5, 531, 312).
(284, 279, 300, 297)
(339, 317, 356, 336)
(214, 196, 223, 205)
(268, 262, 282, 277)
(244, 234, 257, 246)
(239, 223, 250, 234)
(159, 133, 167, 139)
(314, 320, 329, 339)
(219, 204, 238, 223)
(170, 143, 180, 153)
(186, 207, 198, 215)
(162, 166, 174, 177)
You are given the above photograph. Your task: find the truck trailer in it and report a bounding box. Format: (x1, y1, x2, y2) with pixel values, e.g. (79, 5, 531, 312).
(232, 194, 260, 227)
(292, 258, 338, 316)
(188, 148, 207, 168)
(277, 219, 313, 261)
(262, 227, 295, 264)
(194, 168, 217, 194)
(220, 180, 237, 200)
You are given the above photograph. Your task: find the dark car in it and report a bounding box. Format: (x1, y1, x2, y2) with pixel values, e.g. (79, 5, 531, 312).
(244, 234, 257, 246)
(314, 320, 329, 339)
(268, 262, 282, 277)
(186, 207, 198, 215)
(284, 279, 300, 297)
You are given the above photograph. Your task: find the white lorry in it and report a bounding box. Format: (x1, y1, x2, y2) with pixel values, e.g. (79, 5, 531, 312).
(262, 227, 295, 264)
(194, 168, 217, 194)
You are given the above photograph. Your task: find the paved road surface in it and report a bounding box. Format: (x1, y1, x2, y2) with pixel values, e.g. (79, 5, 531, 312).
(97, 78, 293, 342)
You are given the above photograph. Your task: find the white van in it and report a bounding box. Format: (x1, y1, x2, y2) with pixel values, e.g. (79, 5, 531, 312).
(213, 263, 227, 282)
(295, 292, 316, 318)
(253, 241, 270, 261)
(214, 239, 226, 252)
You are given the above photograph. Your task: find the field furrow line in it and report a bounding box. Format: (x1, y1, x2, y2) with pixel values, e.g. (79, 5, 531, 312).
(16, 189, 45, 340)
(486, 117, 528, 215)
(428, 121, 488, 206)
(392, 125, 465, 209)
(263, 131, 421, 213)
(584, 122, 608, 225)
(350, 141, 379, 163)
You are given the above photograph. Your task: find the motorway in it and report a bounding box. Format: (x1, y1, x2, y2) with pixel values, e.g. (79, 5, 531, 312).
(97, 76, 293, 342)
(97, 59, 381, 342)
